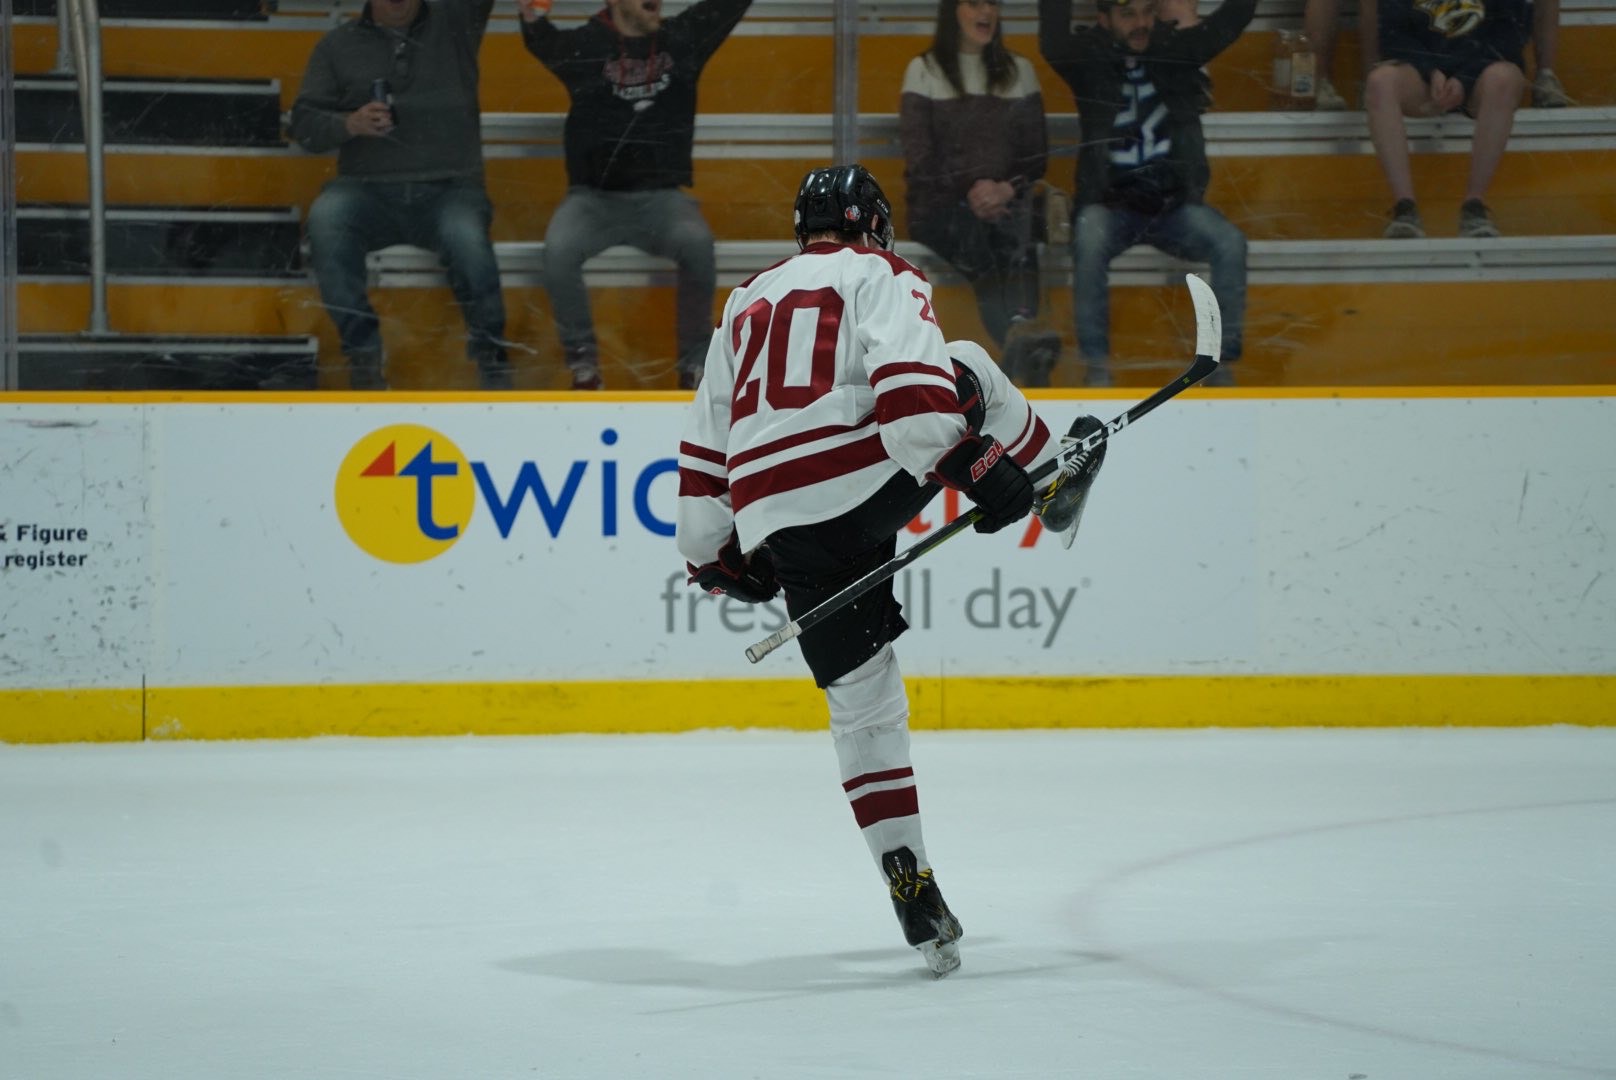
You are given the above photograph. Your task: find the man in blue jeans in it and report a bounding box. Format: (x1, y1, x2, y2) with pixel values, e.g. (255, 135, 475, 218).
(291, 0, 510, 390)
(1039, 0, 1251, 386)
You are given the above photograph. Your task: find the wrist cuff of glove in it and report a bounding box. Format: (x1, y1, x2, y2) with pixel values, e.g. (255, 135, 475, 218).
(933, 435, 1007, 493)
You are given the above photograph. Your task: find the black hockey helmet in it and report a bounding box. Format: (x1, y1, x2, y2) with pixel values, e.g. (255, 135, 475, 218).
(793, 164, 895, 252)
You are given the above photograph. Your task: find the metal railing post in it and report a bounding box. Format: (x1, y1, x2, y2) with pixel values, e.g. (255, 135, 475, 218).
(66, 0, 110, 335)
(53, 0, 76, 74)
(831, 0, 858, 166)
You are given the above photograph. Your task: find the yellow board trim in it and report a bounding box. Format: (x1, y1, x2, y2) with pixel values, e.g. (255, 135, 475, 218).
(2, 676, 1611, 743)
(0, 689, 145, 743)
(2, 386, 1614, 406)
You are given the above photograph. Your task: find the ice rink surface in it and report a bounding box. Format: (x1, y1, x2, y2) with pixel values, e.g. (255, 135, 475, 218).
(3, 727, 1614, 1080)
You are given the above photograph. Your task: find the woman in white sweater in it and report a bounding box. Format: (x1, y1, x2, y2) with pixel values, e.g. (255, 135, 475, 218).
(899, 0, 1059, 385)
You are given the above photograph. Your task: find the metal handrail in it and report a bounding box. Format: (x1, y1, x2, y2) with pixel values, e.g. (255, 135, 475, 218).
(831, 1, 857, 166)
(62, 0, 111, 335)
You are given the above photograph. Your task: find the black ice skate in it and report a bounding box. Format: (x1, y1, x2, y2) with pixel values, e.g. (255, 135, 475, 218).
(1038, 414, 1108, 549)
(882, 846, 963, 978)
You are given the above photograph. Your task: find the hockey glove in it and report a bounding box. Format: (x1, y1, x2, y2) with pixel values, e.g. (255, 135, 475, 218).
(689, 537, 780, 604)
(933, 435, 1036, 534)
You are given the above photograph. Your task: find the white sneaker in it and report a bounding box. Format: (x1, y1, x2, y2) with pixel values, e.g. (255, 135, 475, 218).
(1315, 78, 1348, 111)
(1532, 69, 1571, 108)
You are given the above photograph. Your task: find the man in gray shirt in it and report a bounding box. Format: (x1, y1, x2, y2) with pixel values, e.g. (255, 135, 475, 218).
(291, 0, 510, 389)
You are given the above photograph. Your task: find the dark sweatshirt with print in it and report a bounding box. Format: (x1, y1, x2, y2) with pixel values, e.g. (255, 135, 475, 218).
(1378, 0, 1530, 77)
(521, 0, 752, 191)
(1038, 0, 1255, 209)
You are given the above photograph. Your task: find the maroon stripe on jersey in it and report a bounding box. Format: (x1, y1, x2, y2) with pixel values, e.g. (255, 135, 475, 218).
(797, 243, 928, 283)
(843, 766, 915, 793)
(1026, 418, 1053, 460)
(1011, 415, 1053, 467)
(875, 385, 964, 424)
(730, 433, 888, 509)
(869, 362, 954, 389)
(849, 786, 920, 828)
(680, 441, 726, 467)
(868, 248, 927, 282)
(726, 416, 877, 471)
(678, 467, 728, 498)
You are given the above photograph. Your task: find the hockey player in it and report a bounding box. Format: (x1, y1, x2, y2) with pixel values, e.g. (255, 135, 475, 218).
(675, 164, 1102, 977)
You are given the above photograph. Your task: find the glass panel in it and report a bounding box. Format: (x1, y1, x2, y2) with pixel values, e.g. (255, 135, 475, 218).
(7, 0, 1613, 391)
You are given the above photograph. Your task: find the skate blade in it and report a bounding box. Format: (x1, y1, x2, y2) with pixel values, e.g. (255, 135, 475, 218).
(1050, 484, 1093, 550)
(918, 939, 961, 978)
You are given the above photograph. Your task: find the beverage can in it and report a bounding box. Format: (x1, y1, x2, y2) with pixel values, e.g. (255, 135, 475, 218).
(370, 78, 396, 124)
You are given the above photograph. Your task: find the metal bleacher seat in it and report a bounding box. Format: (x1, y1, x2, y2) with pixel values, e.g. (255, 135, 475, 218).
(369, 107, 1616, 289)
(476, 107, 1616, 160)
(367, 234, 1616, 291)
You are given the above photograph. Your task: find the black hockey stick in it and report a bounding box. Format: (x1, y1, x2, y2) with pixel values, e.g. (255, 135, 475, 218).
(743, 273, 1221, 665)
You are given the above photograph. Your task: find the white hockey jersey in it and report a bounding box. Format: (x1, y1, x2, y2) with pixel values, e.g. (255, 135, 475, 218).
(676, 241, 1053, 570)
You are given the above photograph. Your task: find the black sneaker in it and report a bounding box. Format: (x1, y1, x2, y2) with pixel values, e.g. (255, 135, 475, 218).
(565, 343, 603, 390)
(476, 345, 515, 390)
(882, 846, 962, 977)
(347, 349, 386, 391)
(1458, 199, 1500, 239)
(1001, 317, 1062, 388)
(1383, 199, 1424, 239)
(1039, 414, 1107, 548)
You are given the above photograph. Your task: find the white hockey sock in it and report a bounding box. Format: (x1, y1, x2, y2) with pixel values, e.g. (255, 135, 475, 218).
(825, 644, 929, 876)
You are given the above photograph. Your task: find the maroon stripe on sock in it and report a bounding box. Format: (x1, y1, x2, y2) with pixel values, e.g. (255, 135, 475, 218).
(842, 766, 914, 793)
(849, 786, 920, 828)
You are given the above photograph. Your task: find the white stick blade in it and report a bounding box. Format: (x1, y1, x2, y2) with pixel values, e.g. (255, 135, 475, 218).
(1186, 273, 1222, 365)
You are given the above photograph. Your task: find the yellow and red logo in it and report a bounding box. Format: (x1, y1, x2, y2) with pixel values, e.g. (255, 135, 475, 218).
(334, 424, 476, 563)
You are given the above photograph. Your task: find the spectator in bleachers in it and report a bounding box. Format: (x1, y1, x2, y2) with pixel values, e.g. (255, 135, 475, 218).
(290, 0, 510, 390)
(1038, 0, 1252, 387)
(900, 0, 1061, 387)
(519, 0, 752, 391)
(1366, 0, 1528, 238)
(1531, 0, 1571, 106)
(1302, 0, 1378, 108)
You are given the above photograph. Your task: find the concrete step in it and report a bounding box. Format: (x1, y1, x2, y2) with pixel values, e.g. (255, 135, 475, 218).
(19, 333, 319, 390)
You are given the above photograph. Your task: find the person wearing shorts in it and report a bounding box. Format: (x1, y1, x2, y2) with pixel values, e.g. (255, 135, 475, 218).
(1365, 0, 1530, 238)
